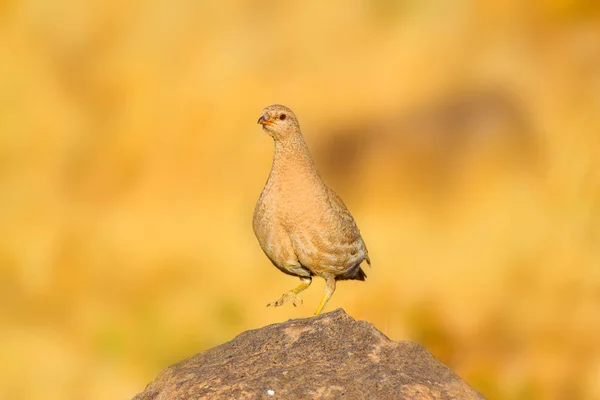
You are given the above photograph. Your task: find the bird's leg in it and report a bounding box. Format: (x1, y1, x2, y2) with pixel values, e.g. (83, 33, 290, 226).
(267, 277, 312, 308)
(314, 275, 336, 316)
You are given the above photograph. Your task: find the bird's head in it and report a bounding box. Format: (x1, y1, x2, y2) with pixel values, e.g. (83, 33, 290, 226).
(257, 104, 301, 140)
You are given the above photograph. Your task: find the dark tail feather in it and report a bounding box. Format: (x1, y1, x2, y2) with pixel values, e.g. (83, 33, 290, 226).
(338, 264, 367, 281)
(355, 267, 367, 281)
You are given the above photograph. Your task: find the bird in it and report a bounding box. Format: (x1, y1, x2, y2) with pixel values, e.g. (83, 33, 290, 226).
(253, 104, 370, 315)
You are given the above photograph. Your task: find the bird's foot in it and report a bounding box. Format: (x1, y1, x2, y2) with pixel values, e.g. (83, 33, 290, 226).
(267, 291, 304, 308)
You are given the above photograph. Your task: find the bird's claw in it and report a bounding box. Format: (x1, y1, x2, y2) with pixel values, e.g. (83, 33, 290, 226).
(267, 291, 303, 308)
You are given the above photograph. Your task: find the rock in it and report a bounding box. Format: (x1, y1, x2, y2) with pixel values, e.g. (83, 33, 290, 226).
(133, 309, 485, 400)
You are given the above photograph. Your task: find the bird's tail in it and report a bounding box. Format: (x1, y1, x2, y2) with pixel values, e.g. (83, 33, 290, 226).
(355, 267, 367, 281)
(338, 264, 367, 281)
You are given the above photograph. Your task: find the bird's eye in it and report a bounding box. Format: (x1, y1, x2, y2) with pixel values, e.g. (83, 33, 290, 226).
(279, 114, 287, 120)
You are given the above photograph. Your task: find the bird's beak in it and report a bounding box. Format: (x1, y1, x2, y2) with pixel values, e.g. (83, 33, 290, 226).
(257, 115, 270, 125)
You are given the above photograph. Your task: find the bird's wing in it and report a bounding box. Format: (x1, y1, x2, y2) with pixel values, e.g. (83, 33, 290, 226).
(325, 187, 371, 266)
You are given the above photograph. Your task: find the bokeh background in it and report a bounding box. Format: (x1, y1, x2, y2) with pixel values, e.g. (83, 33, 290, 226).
(1, 1, 600, 399)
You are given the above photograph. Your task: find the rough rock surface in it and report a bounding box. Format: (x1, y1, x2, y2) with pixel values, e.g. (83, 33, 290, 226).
(133, 309, 486, 400)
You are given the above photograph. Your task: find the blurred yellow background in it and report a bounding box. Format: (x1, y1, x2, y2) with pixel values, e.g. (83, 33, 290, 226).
(1, 1, 600, 399)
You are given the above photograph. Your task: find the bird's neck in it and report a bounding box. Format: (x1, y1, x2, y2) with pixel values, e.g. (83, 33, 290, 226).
(270, 135, 320, 182)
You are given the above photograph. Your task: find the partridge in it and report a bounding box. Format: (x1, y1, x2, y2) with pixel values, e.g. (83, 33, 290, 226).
(253, 104, 370, 315)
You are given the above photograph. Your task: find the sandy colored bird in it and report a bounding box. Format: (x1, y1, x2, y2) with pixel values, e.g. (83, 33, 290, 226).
(253, 104, 370, 315)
